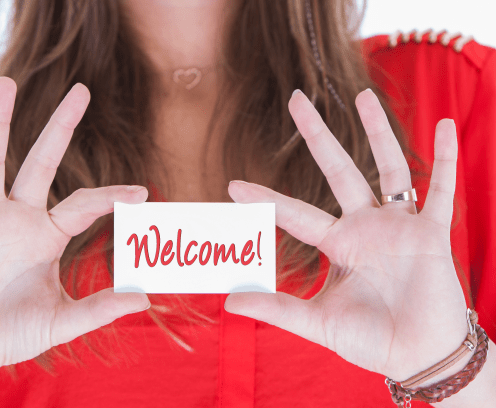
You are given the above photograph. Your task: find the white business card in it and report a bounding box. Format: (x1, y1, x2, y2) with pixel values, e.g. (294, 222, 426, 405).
(114, 202, 276, 294)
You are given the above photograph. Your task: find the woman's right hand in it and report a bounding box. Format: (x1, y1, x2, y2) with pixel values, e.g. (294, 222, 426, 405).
(0, 78, 151, 367)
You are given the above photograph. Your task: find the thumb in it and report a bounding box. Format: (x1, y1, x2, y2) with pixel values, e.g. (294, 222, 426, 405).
(51, 288, 150, 347)
(224, 291, 318, 343)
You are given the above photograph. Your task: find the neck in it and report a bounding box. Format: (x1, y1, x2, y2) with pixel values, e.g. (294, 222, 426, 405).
(120, 0, 234, 94)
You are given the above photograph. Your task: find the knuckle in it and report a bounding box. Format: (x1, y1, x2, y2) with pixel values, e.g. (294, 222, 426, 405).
(13, 190, 45, 207)
(74, 187, 89, 197)
(69, 188, 95, 216)
(284, 207, 302, 231)
(368, 126, 390, 141)
(276, 294, 288, 323)
(435, 157, 456, 164)
(72, 188, 91, 206)
(104, 191, 114, 210)
(71, 186, 113, 213)
(32, 152, 59, 170)
(101, 185, 124, 196)
(378, 161, 409, 179)
(52, 115, 75, 133)
(323, 159, 349, 182)
(316, 222, 333, 249)
(429, 181, 452, 195)
(306, 124, 327, 142)
(320, 305, 332, 349)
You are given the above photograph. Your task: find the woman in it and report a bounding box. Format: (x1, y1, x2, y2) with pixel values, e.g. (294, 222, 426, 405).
(0, 0, 495, 406)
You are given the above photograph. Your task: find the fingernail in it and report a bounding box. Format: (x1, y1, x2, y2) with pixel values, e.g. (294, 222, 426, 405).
(229, 180, 250, 185)
(292, 89, 302, 97)
(135, 302, 151, 312)
(365, 88, 373, 93)
(127, 185, 146, 193)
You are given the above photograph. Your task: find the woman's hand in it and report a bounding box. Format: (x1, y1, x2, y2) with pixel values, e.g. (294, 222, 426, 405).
(0, 78, 150, 367)
(225, 88, 468, 382)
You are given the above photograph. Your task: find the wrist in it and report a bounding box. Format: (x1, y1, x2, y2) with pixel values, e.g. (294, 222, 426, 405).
(393, 318, 471, 387)
(386, 310, 492, 408)
(414, 347, 475, 389)
(429, 336, 496, 408)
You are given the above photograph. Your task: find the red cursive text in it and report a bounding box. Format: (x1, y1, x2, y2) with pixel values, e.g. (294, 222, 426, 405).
(126, 227, 262, 268)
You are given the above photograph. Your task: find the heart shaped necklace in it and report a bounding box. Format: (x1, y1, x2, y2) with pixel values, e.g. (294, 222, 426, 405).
(172, 68, 202, 90)
(172, 64, 219, 90)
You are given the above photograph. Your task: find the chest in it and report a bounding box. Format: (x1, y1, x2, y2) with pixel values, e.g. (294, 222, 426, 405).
(154, 128, 271, 203)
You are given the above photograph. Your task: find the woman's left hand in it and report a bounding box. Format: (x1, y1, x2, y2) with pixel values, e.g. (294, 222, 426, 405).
(224, 88, 468, 382)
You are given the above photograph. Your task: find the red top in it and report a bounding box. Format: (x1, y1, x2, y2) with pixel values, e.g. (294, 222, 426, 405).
(1, 31, 495, 408)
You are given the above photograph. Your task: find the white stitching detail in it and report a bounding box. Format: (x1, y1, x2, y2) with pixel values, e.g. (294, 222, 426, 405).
(441, 31, 461, 45)
(454, 34, 474, 52)
(429, 29, 447, 43)
(401, 29, 416, 43)
(414, 28, 432, 43)
(388, 28, 473, 52)
(388, 29, 402, 47)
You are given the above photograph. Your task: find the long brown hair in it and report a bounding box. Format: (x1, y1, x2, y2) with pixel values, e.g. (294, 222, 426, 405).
(0, 0, 471, 376)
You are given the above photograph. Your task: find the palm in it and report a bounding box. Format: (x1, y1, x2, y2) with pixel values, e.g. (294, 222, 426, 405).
(0, 199, 71, 365)
(0, 78, 150, 367)
(225, 89, 468, 382)
(0, 199, 65, 272)
(311, 206, 463, 379)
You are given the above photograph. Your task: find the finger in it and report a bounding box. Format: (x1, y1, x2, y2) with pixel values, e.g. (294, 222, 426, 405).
(288, 90, 379, 215)
(224, 291, 326, 347)
(355, 89, 417, 215)
(0, 77, 17, 200)
(228, 181, 337, 250)
(49, 185, 149, 249)
(9, 83, 90, 208)
(420, 119, 458, 229)
(51, 287, 151, 348)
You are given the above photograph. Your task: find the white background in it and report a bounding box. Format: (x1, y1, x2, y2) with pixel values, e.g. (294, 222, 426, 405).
(0, 1, 494, 51)
(356, 0, 495, 48)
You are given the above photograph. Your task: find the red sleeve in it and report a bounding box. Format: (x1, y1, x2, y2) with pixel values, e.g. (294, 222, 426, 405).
(361, 33, 496, 342)
(461, 47, 496, 336)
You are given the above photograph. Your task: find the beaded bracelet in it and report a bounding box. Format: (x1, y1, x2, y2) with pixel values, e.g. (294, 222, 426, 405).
(385, 309, 490, 407)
